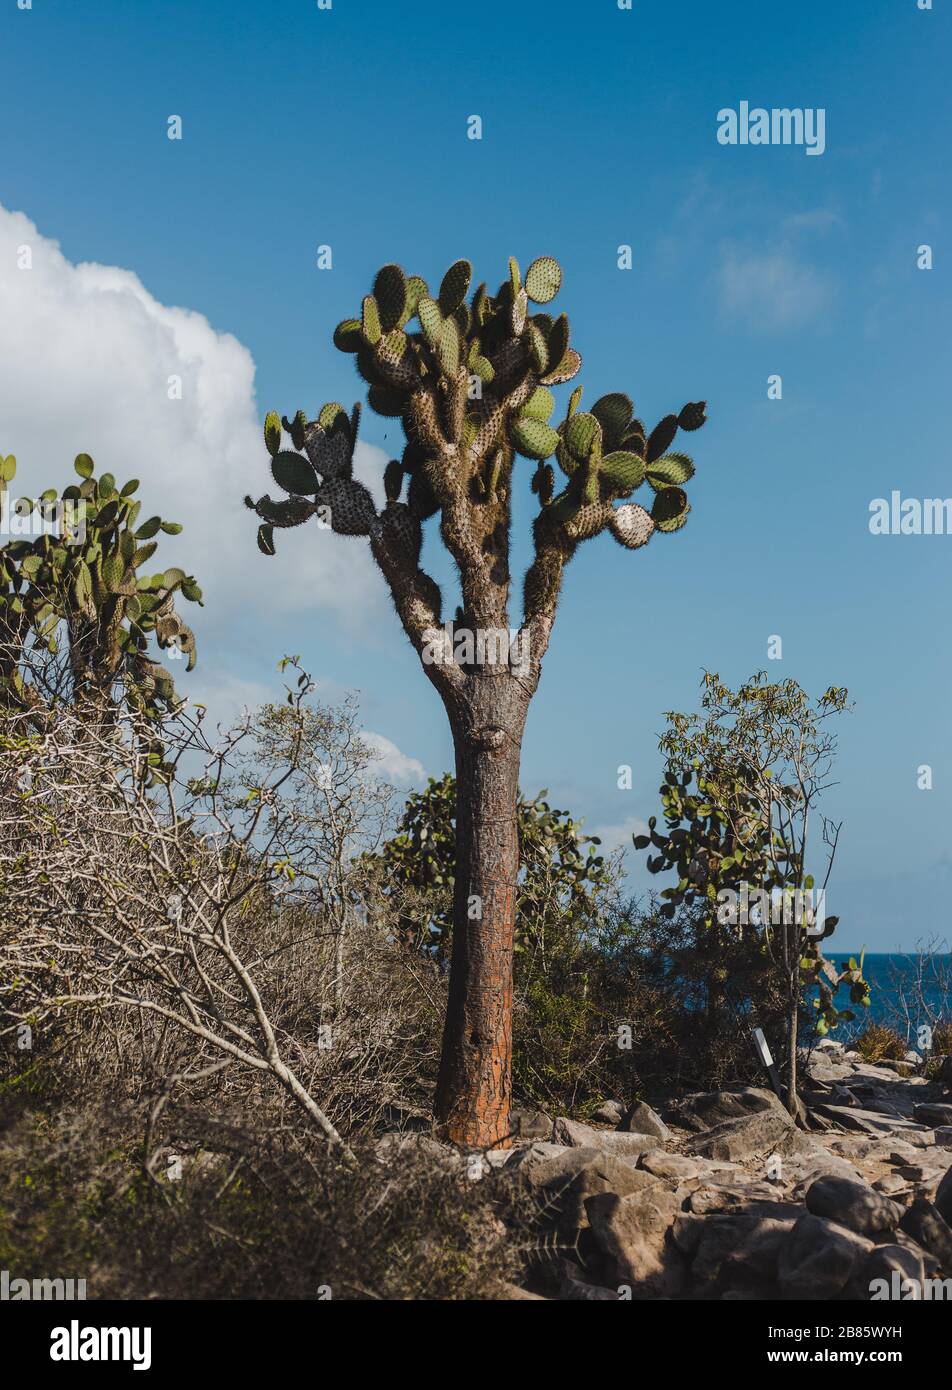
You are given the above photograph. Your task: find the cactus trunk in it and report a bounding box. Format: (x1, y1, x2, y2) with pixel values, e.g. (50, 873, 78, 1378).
(434, 677, 528, 1147)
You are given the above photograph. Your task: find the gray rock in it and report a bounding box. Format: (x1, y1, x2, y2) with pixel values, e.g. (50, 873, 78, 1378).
(640, 1150, 703, 1181)
(905, 1051, 923, 1065)
(622, 1101, 672, 1142)
(899, 1197, 952, 1267)
(933, 1127, 952, 1149)
(585, 1185, 686, 1296)
(590, 1100, 625, 1127)
(553, 1116, 662, 1156)
(507, 1108, 553, 1140)
(913, 1102, 952, 1127)
(558, 1154, 661, 1230)
(937, 1164, 952, 1224)
(804, 1174, 902, 1238)
(777, 1213, 873, 1299)
(684, 1107, 797, 1163)
(558, 1271, 621, 1301)
(496, 1282, 548, 1300)
(862, 1243, 925, 1300)
(873, 1173, 911, 1197)
(691, 1215, 795, 1294)
(668, 1086, 789, 1134)
(688, 1183, 799, 1219)
(373, 1132, 455, 1164)
(813, 1104, 928, 1136)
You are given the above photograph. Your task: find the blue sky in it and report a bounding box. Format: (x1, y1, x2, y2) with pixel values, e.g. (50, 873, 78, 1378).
(1, 0, 950, 950)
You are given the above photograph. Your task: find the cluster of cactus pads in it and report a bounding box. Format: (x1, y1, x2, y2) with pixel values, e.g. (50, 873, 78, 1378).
(0, 453, 201, 722)
(247, 255, 705, 623)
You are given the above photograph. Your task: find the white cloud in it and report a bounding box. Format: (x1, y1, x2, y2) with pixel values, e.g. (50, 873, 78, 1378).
(361, 732, 426, 788)
(0, 202, 384, 627)
(589, 814, 649, 857)
(717, 246, 835, 329)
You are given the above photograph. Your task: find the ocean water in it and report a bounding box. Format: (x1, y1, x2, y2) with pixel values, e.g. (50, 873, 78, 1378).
(822, 951, 951, 1044)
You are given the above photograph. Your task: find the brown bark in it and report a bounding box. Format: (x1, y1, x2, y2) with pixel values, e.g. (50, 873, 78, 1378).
(433, 674, 528, 1147)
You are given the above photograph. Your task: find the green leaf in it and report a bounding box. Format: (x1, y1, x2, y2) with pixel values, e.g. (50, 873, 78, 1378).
(74, 454, 94, 480)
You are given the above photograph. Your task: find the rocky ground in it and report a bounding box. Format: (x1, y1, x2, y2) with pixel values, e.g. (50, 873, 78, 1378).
(386, 1038, 952, 1301)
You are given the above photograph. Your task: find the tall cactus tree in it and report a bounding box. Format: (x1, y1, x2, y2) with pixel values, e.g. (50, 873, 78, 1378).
(0, 452, 201, 746)
(247, 256, 706, 1145)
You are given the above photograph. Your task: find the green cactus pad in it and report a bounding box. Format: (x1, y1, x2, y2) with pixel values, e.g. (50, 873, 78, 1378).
(540, 347, 581, 386)
(272, 450, 320, 495)
(374, 264, 408, 331)
(333, 319, 363, 353)
(257, 523, 276, 556)
(510, 416, 560, 460)
(521, 386, 555, 422)
(418, 295, 443, 346)
(438, 260, 472, 315)
(361, 294, 382, 346)
(264, 412, 282, 457)
(384, 460, 403, 503)
(318, 402, 349, 434)
(646, 414, 679, 463)
(403, 275, 428, 323)
(564, 411, 602, 461)
(526, 321, 549, 373)
(651, 485, 690, 531)
(437, 318, 460, 378)
(646, 452, 695, 490)
(601, 451, 646, 496)
(525, 256, 562, 304)
(367, 385, 407, 417)
(591, 393, 633, 447)
(678, 401, 707, 432)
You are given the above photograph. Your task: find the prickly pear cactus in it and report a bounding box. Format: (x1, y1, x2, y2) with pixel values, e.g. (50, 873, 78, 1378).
(247, 253, 705, 669)
(0, 452, 202, 733)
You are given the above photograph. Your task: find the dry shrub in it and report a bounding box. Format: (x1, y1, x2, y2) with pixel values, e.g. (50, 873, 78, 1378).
(854, 1023, 907, 1063)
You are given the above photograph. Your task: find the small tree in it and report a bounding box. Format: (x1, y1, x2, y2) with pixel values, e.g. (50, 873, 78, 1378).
(0, 452, 201, 751)
(367, 772, 613, 965)
(635, 671, 870, 1117)
(247, 255, 706, 1143)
